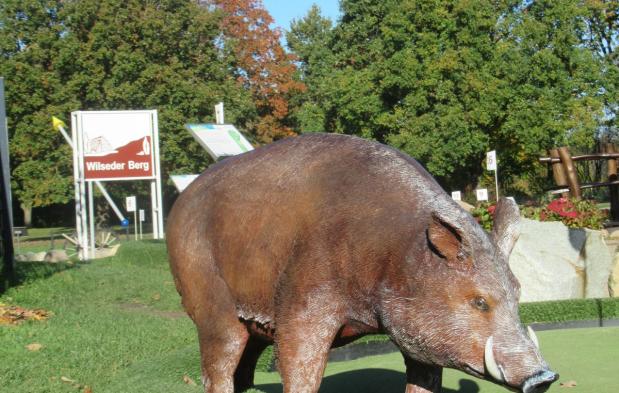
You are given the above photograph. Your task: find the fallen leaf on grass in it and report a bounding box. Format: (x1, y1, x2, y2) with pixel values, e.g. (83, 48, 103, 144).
(0, 303, 52, 325)
(183, 375, 197, 386)
(25, 343, 43, 351)
(83, 386, 93, 393)
(61, 376, 76, 384)
(151, 293, 161, 301)
(560, 380, 577, 388)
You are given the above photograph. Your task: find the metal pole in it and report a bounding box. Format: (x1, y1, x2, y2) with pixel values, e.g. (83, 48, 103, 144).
(494, 167, 499, 202)
(71, 113, 85, 260)
(88, 181, 95, 259)
(152, 111, 164, 239)
(0, 77, 15, 287)
(134, 206, 138, 241)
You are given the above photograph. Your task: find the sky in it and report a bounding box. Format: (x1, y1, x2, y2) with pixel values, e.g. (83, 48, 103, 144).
(262, 0, 341, 32)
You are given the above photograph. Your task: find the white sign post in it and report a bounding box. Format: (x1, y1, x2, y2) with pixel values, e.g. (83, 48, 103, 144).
(139, 209, 145, 240)
(451, 191, 462, 201)
(68, 110, 164, 260)
(126, 196, 137, 241)
(215, 102, 224, 125)
(486, 150, 499, 201)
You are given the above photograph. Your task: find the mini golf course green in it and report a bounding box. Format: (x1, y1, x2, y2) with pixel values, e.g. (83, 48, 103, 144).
(250, 327, 619, 393)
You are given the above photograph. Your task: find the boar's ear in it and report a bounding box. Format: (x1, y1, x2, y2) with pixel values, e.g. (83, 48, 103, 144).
(491, 197, 520, 257)
(427, 212, 471, 270)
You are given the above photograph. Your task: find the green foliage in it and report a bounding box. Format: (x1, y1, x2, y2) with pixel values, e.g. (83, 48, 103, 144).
(519, 297, 619, 324)
(0, 0, 257, 217)
(471, 202, 496, 231)
(287, 0, 613, 194)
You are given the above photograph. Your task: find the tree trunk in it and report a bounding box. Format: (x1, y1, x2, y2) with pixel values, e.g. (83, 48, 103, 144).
(20, 203, 32, 227)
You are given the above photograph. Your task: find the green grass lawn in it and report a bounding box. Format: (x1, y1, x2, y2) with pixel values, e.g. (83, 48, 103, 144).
(1, 242, 617, 393)
(249, 326, 619, 393)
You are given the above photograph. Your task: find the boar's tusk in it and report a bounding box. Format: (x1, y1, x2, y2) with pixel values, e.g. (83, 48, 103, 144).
(527, 326, 539, 349)
(484, 336, 504, 383)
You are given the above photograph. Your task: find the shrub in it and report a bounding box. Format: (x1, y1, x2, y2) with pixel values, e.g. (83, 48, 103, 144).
(472, 198, 608, 230)
(521, 197, 607, 230)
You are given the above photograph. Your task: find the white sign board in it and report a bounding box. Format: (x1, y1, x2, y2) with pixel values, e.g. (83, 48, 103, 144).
(186, 124, 253, 160)
(451, 191, 461, 201)
(476, 188, 489, 202)
(126, 196, 136, 212)
(170, 174, 200, 193)
(486, 150, 497, 171)
(76, 111, 156, 181)
(139, 209, 145, 222)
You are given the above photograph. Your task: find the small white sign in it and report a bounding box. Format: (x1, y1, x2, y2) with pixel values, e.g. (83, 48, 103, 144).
(170, 174, 200, 192)
(476, 188, 489, 201)
(486, 150, 497, 171)
(139, 209, 145, 222)
(451, 191, 462, 201)
(126, 196, 136, 212)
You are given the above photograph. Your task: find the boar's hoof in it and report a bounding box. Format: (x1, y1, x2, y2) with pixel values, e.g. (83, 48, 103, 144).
(521, 370, 559, 393)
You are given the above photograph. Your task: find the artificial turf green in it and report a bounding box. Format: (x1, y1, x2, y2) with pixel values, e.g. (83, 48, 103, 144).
(249, 327, 619, 393)
(1, 241, 618, 393)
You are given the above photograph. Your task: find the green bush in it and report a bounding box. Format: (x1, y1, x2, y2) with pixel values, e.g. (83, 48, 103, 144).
(520, 297, 619, 323)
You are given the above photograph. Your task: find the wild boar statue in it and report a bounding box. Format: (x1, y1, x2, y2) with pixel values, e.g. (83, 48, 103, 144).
(167, 133, 558, 393)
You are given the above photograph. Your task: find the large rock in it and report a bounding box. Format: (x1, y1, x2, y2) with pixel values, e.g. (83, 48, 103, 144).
(44, 250, 69, 263)
(509, 218, 613, 302)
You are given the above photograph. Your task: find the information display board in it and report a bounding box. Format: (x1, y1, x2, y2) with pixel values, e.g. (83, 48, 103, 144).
(70, 110, 165, 259)
(77, 111, 156, 181)
(185, 124, 253, 160)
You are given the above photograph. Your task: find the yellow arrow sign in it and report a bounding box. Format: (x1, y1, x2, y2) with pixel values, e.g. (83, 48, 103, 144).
(52, 116, 66, 130)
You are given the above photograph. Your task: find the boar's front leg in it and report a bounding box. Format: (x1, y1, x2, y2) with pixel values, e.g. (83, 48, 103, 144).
(275, 287, 344, 393)
(402, 354, 442, 393)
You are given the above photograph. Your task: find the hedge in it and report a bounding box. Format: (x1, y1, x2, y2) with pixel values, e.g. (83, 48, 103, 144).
(254, 297, 619, 372)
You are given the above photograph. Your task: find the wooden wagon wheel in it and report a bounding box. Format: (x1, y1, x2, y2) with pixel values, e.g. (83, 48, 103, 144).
(61, 232, 80, 258)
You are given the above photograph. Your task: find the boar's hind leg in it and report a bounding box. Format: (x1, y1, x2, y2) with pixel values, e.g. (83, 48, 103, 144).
(233, 337, 270, 392)
(402, 354, 442, 393)
(182, 272, 249, 393)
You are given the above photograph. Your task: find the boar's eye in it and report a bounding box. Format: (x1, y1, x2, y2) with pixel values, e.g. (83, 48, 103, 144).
(472, 296, 489, 312)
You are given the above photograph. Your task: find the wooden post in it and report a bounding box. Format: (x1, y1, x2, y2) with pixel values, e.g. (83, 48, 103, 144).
(558, 146, 581, 200)
(605, 143, 619, 221)
(549, 148, 569, 198)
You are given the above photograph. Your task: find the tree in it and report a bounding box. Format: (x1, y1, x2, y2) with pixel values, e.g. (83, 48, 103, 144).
(288, 0, 611, 196)
(207, 0, 306, 142)
(286, 5, 335, 132)
(0, 0, 254, 224)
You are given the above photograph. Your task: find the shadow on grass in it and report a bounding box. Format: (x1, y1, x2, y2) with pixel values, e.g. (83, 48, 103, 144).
(1, 261, 77, 294)
(255, 369, 480, 393)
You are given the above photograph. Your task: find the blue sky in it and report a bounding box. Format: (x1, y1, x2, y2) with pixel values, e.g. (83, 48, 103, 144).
(262, 0, 341, 31)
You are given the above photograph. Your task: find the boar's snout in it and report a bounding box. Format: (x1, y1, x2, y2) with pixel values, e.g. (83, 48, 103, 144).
(521, 370, 559, 393)
(484, 333, 558, 393)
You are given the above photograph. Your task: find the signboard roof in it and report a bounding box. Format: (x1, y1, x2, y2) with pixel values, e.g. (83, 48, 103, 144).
(185, 124, 253, 160)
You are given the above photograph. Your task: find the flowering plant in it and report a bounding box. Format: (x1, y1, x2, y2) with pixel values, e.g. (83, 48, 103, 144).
(522, 197, 607, 230)
(472, 198, 608, 230)
(471, 202, 496, 231)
